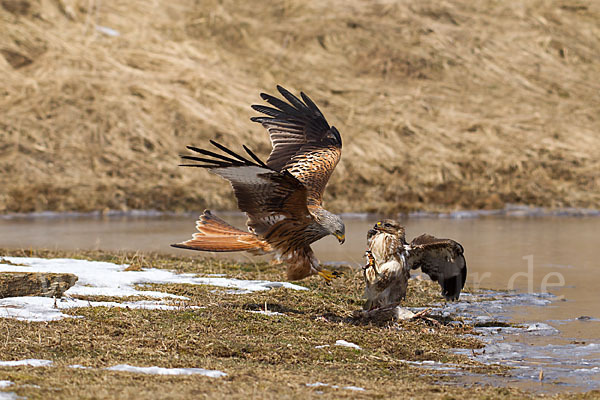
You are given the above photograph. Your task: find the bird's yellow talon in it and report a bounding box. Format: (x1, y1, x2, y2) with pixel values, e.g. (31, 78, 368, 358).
(364, 250, 375, 268)
(318, 269, 342, 284)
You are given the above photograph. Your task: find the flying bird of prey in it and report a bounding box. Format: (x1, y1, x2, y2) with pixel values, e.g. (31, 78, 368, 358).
(172, 86, 345, 283)
(363, 220, 467, 309)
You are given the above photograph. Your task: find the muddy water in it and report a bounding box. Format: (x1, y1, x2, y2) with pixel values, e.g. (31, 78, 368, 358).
(1, 213, 599, 392)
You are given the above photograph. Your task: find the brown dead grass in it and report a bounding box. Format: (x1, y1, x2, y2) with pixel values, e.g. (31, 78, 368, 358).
(1, 0, 599, 214)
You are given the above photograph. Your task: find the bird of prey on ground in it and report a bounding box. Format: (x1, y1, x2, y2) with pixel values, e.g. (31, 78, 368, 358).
(172, 86, 345, 283)
(363, 220, 467, 309)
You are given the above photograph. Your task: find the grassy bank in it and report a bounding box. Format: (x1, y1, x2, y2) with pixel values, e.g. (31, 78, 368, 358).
(0, 248, 570, 399)
(1, 0, 599, 214)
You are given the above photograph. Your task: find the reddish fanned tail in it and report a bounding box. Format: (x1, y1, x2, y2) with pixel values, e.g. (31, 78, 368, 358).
(171, 210, 271, 254)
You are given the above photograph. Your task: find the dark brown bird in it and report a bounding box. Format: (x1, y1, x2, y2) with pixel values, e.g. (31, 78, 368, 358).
(364, 219, 467, 308)
(172, 86, 344, 283)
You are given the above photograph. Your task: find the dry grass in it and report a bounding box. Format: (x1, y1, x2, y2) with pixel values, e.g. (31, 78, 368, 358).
(1, 0, 599, 214)
(0, 248, 587, 399)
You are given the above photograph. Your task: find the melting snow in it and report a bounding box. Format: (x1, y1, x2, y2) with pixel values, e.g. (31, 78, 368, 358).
(526, 323, 559, 334)
(399, 360, 461, 371)
(247, 310, 285, 316)
(448, 289, 600, 393)
(95, 25, 120, 37)
(305, 382, 365, 391)
(0, 393, 19, 400)
(0, 297, 196, 322)
(306, 382, 328, 387)
(106, 364, 226, 377)
(343, 386, 365, 391)
(68, 365, 91, 369)
(0, 257, 306, 321)
(335, 340, 361, 350)
(0, 359, 53, 367)
(0, 257, 306, 296)
(0, 381, 13, 388)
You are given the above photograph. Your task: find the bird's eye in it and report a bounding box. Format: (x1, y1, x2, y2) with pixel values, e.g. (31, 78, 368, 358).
(384, 223, 392, 228)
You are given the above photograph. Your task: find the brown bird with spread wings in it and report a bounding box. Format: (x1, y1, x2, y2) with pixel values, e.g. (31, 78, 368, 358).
(364, 220, 467, 309)
(172, 86, 345, 282)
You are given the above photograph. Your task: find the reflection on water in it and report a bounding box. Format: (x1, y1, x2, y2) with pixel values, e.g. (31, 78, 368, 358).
(1, 213, 599, 392)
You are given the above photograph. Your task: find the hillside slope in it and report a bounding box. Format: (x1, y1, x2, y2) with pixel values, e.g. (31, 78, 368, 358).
(1, 0, 599, 213)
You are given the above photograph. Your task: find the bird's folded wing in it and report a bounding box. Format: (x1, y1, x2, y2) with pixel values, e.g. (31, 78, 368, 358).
(180, 141, 311, 238)
(251, 85, 342, 205)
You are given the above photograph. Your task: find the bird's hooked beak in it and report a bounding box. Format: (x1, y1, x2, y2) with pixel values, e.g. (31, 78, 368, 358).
(335, 232, 345, 244)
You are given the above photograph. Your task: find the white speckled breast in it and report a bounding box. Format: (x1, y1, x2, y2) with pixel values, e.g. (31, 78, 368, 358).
(369, 232, 396, 264)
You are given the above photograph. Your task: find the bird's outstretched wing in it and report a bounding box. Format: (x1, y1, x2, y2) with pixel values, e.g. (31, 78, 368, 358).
(405, 234, 467, 301)
(180, 141, 312, 241)
(251, 85, 342, 205)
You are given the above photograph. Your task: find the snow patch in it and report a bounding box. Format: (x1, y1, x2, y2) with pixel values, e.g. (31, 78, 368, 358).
(526, 323, 559, 334)
(0, 257, 306, 321)
(0, 359, 53, 367)
(106, 364, 226, 377)
(574, 367, 600, 374)
(0, 381, 13, 389)
(247, 310, 285, 316)
(306, 382, 365, 391)
(0, 257, 306, 296)
(0, 392, 19, 400)
(399, 360, 461, 371)
(95, 25, 120, 37)
(335, 340, 361, 350)
(343, 386, 366, 391)
(306, 382, 329, 388)
(0, 297, 197, 322)
(68, 365, 91, 369)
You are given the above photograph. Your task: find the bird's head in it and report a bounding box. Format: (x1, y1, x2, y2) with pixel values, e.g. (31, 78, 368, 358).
(368, 220, 406, 242)
(319, 211, 345, 244)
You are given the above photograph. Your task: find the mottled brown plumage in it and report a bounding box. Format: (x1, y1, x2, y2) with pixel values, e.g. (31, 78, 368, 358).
(363, 220, 410, 310)
(172, 86, 344, 282)
(363, 220, 467, 308)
